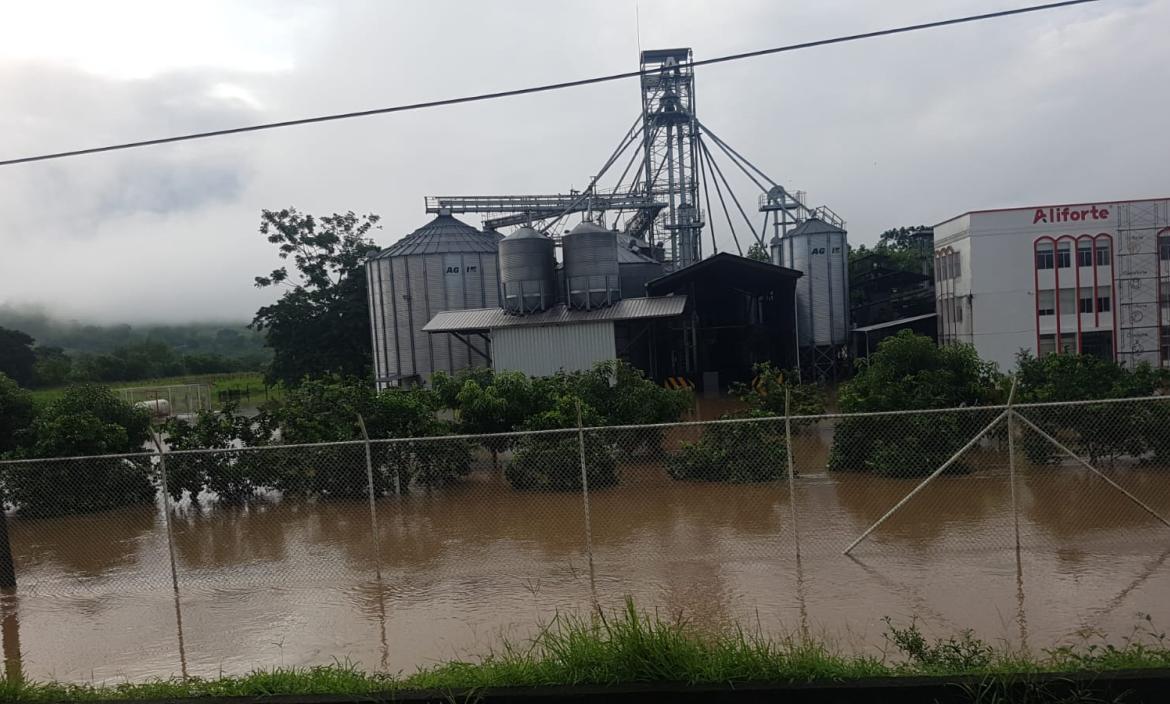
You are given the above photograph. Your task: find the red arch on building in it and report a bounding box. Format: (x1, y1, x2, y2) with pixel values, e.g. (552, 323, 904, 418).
(1033, 233, 1115, 360)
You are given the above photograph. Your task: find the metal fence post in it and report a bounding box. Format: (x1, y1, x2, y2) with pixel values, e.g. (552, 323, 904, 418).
(576, 400, 597, 601)
(784, 389, 801, 560)
(1006, 377, 1020, 551)
(356, 415, 384, 582)
(152, 432, 189, 680)
(0, 503, 15, 590)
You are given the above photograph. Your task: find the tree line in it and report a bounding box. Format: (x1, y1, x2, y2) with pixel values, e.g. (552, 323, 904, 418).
(3, 332, 1169, 518)
(0, 325, 266, 388)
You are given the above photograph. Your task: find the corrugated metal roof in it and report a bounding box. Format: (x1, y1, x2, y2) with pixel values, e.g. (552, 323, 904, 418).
(646, 252, 801, 296)
(786, 217, 846, 237)
(423, 295, 688, 333)
(371, 214, 501, 259)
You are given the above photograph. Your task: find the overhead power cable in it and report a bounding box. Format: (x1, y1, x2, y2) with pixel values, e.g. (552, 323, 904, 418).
(0, 0, 1101, 167)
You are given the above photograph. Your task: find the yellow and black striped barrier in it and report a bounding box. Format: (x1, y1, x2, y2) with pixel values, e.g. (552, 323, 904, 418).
(664, 376, 695, 391)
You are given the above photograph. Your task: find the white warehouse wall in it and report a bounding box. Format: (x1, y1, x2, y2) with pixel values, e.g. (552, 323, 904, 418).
(492, 322, 616, 377)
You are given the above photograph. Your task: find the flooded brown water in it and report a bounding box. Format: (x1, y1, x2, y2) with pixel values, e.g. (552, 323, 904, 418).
(4, 419, 1170, 683)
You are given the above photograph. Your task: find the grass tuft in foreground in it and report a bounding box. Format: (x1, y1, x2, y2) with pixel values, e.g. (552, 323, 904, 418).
(2, 602, 1169, 702)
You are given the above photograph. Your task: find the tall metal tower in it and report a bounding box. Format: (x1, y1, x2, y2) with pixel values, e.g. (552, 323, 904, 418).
(640, 48, 701, 268)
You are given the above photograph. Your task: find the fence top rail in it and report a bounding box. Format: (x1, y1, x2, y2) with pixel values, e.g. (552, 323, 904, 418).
(3, 394, 1168, 466)
(1011, 394, 1170, 410)
(0, 450, 157, 466)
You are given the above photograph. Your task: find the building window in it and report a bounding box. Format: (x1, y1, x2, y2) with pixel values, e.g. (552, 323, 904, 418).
(1160, 239, 1170, 262)
(1161, 287, 1170, 309)
(1097, 295, 1111, 312)
(955, 300, 963, 323)
(1079, 296, 1094, 314)
(1057, 243, 1072, 268)
(1077, 243, 1093, 267)
(1036, 246, 1054, 270)
(1060, 333, 1076, 354)
(1162, 326, 1170, 365)
(1095, 243, 1111, 266)
(1080, 331, 1113, 361)
(1059, 288, 1076, 314)
(1037, 290, 1055, 316)
(1038, 334, 1056, 357)
(951, 252, 961, 279)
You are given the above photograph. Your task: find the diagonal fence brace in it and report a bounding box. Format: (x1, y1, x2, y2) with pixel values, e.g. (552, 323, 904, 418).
(842, 409, 1009, 555)
(1012, 411, 1170, 530)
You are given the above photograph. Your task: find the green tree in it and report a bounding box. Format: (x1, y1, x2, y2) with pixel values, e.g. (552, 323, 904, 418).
(0, 373, 35, 455)
(505, 395, 617, 491)
(2, 385, 155, 516)
(668, 411, 788, 483)
(529, 361, 692, 455)
(1015, 351, 1168, 465)
(0, 327, 36, 387)
(745, 242, 770, 262)
(877, 225, 931, 250)
(434, 369, 544, 468)
(32, 346, 72, 387)
(849, 225, 932, 277)
(267, 378, 468, 496)
(828, 331, 1002, 477)
(731, 362, 825, 418)
(251, 208, 379, 387)
(163, 403, 275, 504)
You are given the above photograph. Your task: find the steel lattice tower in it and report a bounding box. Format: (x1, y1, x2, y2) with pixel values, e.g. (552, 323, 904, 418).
(640, 48, 701, 268)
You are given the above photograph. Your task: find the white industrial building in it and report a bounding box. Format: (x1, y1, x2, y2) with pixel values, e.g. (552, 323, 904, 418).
(423, 297, 688, 378)
(933, 197, 1170, 370)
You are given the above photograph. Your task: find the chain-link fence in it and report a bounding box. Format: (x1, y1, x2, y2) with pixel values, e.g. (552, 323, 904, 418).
(2, 396, 1169, 681)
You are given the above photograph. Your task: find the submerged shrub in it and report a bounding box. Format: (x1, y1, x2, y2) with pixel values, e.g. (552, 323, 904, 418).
(829, 412, 975, 478)
(505, 396, 616, 491)
(2, 384, 155, 517)
(668, 412, 787, 483)
(828, 332, 1002, 478)
(163, 402, 275, 504)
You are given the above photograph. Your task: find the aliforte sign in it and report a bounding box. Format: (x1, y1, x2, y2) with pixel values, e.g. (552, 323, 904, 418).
(1032, 204, 1110, 225)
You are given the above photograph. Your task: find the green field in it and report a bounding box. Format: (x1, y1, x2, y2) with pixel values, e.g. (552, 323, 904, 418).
(27, 372, 280, 408)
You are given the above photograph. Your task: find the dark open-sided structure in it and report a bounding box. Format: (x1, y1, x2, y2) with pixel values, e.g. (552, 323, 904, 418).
(646, 253, 802, 392)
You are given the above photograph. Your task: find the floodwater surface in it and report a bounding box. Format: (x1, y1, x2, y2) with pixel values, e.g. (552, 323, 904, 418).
(4, 422, 1170, 683)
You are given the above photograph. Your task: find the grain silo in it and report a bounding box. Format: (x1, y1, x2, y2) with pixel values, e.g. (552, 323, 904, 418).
(776, 217, 849, 377)
(617, 237, 664, 299)
(366, 213, 501, 387)
(563, 221, 620, 309)
(499, 226, 556, 314)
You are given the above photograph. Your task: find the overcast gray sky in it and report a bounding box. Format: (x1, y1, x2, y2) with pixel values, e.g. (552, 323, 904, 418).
(1, 0, 1165, 323)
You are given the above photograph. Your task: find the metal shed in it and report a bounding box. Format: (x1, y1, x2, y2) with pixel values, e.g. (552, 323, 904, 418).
(423, 296, 688, 378)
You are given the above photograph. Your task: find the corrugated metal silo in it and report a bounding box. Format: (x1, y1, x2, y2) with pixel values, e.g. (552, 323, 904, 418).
(563, 221, 620, 309)
(778, 217, 849, 347)
(499, 226, 556, 314)
(365, 214, 501, 386)
(617, 241, 664, 299)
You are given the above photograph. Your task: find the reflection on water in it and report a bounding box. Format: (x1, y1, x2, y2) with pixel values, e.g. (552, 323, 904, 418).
(3, 425, 1170, 682)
